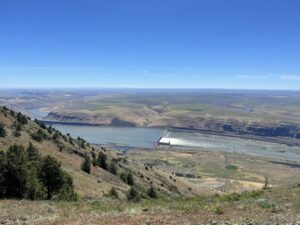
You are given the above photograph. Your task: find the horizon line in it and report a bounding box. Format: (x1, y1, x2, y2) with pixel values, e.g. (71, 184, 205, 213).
(0, 87, 300, 91)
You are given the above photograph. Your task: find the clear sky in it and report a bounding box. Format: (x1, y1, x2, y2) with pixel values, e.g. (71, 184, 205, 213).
(0, 0, 299, 89)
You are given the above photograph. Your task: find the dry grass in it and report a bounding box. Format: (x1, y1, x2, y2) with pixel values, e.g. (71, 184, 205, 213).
(0, 186, 299, 224)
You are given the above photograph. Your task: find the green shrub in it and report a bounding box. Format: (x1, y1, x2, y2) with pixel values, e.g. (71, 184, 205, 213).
(17, 112, 28, 125)
(0, 123, 6, 138)
(213, 206, 224, 215)
(40, 155, 75, 200)
(68, 138, 74, 146)
(126, 173, 134, 186)
(127, 187, 140, 202)
(81, 154, 91, 174)
(109, 162, 118, 175)
(226, 164, 238, 170)
(31, 129, 46, 142)
(97, 152, 107, 170)
(108, 187, 119, 199)
(27, 142, 41, 161)
(147, 186, 157, 199)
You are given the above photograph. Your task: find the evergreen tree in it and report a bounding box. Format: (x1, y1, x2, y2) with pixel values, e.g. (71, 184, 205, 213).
(81, 154, 91, 174)
(25, 164, 45, 200)
(0, 123, 6, 137)
(13, 129, 21, 137)
(109, 187, 118, 198)
(91, 151, 97, 166)
(109, 162, 117, 175)
(97, 152, 107, 170)
(17, 112, 28, 125)
(4, 145, 28, 198)
(56, 171, 76, 201)
(147, 186, 157, 199)
(80, 140, 86, 149)
(15, 123, 22, 131)
(120, 172, 127, 183)
(39, 156, 65, 200)
(27, 142, 40, 161)
(69, 137, 74, 146)
(126, 173, 134, 186)
(127, 187, 140, 202)
(0, 144, 76, 200)
(31, 129, 46, 142)
(52, 132, 59, 141)
(0, 152, 7, 198)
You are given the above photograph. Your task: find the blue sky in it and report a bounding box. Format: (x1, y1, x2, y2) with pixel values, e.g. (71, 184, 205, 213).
(0, 0, 299, 89)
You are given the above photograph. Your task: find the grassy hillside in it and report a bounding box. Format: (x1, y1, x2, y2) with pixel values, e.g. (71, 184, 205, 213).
(0, 184, 299, 224)
(1, 105, 300, 224)
(0, 106, 212, 200)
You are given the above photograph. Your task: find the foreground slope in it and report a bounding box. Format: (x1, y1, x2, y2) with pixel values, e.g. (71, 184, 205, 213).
(0, 185, 300, 224)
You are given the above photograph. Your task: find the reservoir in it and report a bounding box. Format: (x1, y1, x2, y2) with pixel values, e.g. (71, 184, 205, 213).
(52, 124, 300, 161)
(52, 124, 163, 148)
(160, 129, 300, 161)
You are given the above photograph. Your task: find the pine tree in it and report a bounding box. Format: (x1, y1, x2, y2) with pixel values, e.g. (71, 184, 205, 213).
(25, 164, 45, 200)
(13, 129, 21, 137)
(109, 162, 117, 175)
(81, 154, 91, 174)
(56, 171, 76, 201)
(27, 142, 40, 161)
(147, 186, 157, 199)
(127, 187, 140, 202)
(4, 145, 28, 198)
(126, 173, 134, 186)
(39, 156, 64, 200)
(109, 187, 119, 198)
(17, 112, 28, 125)
(97, 152, 107, 170)
(0, 144, 76, 200)
(0, 123, 6, 138)
(69, 137, 74, 146)
(31, 129, 46, 142)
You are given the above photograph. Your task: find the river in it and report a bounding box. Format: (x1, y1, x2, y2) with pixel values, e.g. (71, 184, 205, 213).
(52, 124, 163, 148)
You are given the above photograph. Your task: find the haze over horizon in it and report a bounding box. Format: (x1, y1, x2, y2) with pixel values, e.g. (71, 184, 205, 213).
(0, 0, 299, 89)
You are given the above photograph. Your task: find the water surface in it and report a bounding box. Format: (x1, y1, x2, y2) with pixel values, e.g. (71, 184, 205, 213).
(53, 125, 163, 148)
(160, 130, 300, 161)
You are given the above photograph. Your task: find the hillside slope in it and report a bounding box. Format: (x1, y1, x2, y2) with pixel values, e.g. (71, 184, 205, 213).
(0, 106, 210, 199)
(1, 106, 300, 224)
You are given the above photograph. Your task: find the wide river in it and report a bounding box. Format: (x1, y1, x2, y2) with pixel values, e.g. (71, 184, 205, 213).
(52, 124, 300, 161)
(53, 125, 163, 148)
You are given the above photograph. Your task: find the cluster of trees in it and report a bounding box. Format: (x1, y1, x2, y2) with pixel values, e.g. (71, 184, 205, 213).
(81, 150, 158, 201)
(120, 172, 134, 185)
(1, 108, 29, 138)
(0, 143, 77, 200)
(81, 150, 117, 175)
(126, 186, 157, 202)
(31, 129, 47, 142)
(77, 136, 89, 149)
(16, 112, 28, 125)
